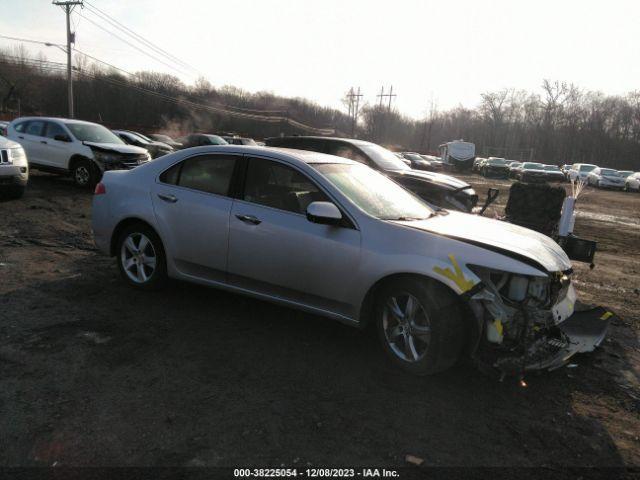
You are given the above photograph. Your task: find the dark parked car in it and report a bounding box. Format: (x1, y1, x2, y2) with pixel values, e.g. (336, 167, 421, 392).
(113, 130, 174, 158)
(516, 162, 548, 182)
(481, 157, 510, 178)
(399, 152, 435, 171)
(543, 165, 565, 182)
(147, 133, 183, 149)
(265, 136, 478, 212)
(176, 134, 228, 148)
(223, 136, 258, 146)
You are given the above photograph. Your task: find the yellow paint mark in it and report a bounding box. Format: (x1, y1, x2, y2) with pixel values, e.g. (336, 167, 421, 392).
(493, 319, 503, 336)
(433, 254, 476, 293)
(600, 311, 613, 321)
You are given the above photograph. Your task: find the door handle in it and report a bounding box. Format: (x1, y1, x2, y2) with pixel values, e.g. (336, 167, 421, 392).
(157, 193, 178, 203)
(18, 136, 24, 139)
(235, 214, 261, 225)
(40, 140, 48, 144)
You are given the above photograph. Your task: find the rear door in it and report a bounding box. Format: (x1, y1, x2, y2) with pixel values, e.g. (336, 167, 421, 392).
(151, 153, 240, 283)
(226, 157, 361, 318)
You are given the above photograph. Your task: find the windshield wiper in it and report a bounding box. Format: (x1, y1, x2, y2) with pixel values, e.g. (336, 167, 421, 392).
(381, 216, 431, 221)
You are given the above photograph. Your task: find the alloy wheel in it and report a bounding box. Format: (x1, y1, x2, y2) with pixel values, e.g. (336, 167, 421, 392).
(120, 232, 157, 284)
(382, 293, 431, 363)
(75, 165, 90, 186)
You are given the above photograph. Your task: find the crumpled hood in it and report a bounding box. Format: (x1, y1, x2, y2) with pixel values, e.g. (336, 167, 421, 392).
(390, 169, 471, 190)
(395, 211, 572, 273)
(84, 141, 148, 155)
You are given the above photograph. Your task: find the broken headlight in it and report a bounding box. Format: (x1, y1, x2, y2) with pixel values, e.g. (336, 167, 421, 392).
(468, 266, 553, 308)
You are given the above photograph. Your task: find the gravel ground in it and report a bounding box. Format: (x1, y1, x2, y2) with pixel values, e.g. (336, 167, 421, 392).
(0, 171, 638, 469)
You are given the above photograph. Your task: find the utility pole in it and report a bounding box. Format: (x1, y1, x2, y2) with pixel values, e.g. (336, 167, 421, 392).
(53, 1, 83, 118)
(346, 87, 363, 137)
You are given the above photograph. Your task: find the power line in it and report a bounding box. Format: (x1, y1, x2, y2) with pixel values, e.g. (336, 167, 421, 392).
(83, 0, 199, 75)
(77, 11, 195, 78)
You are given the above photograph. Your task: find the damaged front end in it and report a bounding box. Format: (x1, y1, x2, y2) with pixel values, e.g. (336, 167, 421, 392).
(466, 266, 613, 378)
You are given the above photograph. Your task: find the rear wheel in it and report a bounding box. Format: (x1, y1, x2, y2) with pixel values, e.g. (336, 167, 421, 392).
(116, 223, 167, 290)
(375, 278, 465, 375)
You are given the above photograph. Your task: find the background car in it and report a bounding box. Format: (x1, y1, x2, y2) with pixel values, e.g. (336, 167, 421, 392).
(400, 152, 435, 171)
(222, 136, 258, 146)
(587, 167, 625, 189)
(508, 161, 523, 178)
(7, 117, 150, 187)
(147, 133, 183, 149)
(0, 135, 28, 198)
(543, 164, 565, 182)
(568, 163, 597, 182)
(516, 162, 548, 182)
(624, 172, 640, 192)
(113, 130, 174, 158)
(265, 136, 478, 212)
(176, 133, 228, 148)
(0, 120, 9, 137)
(561, 164, 572, 178)
(472, 157, 487, 173)
(420, 154, 444, 170)
(481, 157, 509, 177)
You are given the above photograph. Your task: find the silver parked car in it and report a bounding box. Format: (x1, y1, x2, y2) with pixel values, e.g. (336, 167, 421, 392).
(92, 146, 609, 376)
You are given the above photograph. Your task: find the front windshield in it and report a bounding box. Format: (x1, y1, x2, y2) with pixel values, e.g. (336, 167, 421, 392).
(544, 165, 560, 171)
(241, 138, 257, 146)
(313, 163, 434, 220)
(206, 135, 228, 145)
(510, 162, 521, 168)
(580, 165, 596, 172)
(132, 132, 152, 142)
(67, 123, 124, 144)
(523, 162, 544, 170)
(619, 171, 633, 178)
(600, 168, 620, 177)
(359, 143, 410, 171)
(404, 153, 424, 162)
(125, 132, 150, 145)
(488, 158, 507, 165)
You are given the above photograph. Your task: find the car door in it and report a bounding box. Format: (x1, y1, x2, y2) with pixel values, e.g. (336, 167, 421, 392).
(151, 153, 240, 283)
(227, 157, 361, 319)
(42, 121, 73, 169)
(20, 120, 47, 166)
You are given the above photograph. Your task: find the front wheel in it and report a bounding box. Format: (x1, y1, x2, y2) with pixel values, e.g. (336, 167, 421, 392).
(71, 159, 100, 188)
(375, 278, 465, 375)
(117, 223, 167, 290)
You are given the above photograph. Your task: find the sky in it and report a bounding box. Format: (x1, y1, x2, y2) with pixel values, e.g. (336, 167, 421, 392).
(2, 0, 640, 119)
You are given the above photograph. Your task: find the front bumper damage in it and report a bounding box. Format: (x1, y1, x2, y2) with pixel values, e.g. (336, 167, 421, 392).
(466, 270, 613, 378)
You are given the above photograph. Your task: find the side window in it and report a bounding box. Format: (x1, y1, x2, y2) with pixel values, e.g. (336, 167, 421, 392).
(171, 154, 236, 195)
(14, 121, 28, 133)
(44, 122, 68, 139)
(159, 162, 181, 185)
(327, 142, 368, 165)
(25, 120, 45, 136)
(242, 158, 329, 214)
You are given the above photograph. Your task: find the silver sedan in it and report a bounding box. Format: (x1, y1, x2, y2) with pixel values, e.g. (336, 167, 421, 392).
(92, 146, 608, 376)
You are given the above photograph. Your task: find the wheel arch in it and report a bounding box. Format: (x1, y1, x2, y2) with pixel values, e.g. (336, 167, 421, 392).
(110, 217, 162, 256)
(68, 154, 93, 172)
(358, 272, 480, 354)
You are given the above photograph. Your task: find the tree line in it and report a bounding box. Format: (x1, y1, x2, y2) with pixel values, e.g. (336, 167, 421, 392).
(1, 46, 638, 170)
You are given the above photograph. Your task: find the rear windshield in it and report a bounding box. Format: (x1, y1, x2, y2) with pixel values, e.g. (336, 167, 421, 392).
(579, 165, 596, 172)
(600, 168, 620, 176)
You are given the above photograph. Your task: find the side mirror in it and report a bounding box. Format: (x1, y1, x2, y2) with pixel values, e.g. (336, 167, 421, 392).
(54, 134, 71, 142)
(306, 201, 342, 226)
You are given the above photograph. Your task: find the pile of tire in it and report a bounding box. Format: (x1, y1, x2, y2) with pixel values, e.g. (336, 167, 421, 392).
(505, 182, 566, 237)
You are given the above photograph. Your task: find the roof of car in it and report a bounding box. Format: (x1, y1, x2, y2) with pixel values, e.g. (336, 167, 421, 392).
(267, 135, 374, 147)
(181, 145, 356, 165)
(10, 116, 100, 126)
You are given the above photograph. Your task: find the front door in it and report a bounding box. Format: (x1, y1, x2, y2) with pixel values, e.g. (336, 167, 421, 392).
(151, 153, 239, 283)
(227, 157, 361, 319)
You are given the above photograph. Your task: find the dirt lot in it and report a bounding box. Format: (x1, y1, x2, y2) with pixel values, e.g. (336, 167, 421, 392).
(1, 170, 639, 469)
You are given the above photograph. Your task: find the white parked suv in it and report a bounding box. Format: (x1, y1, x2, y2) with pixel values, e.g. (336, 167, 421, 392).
(624, 172, 640, 192)
(7, 117, 150, 187)
(567, 163, 597, 182)
(0, 135, 29, 198)
(586, 167, 625, 189)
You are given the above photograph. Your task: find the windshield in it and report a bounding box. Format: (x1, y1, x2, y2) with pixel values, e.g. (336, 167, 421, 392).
(600, 168, 620, 177)
(510, 162, 521, 168)
(579, 165, 596, 172)
(544, 165, 560, 171)
(313, 163, 434, 220)
(619, 171, 633, 177)
(67, 123, 124, 144)
(131, 131, 152, 142)
(404, 153, 424, 162)
(488, 158, 507, 165)
(523, 162, 544, 170)
(241, 138, 257, 146)
(123, 132, 150, 145)
(205, 135, 228, 145)
(359, 143, 410, 171)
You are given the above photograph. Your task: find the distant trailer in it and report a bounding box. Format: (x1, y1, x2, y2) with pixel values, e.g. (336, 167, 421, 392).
(438, 140, 476, 170)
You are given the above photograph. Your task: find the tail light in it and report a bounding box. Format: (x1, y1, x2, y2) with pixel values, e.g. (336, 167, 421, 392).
(94, 182, 106, 195)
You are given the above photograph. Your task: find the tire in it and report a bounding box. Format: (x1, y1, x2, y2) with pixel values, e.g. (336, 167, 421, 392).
(116, 223, 168, 290)
(375, 277, 465, 375)
(71, 159, 100, 188)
